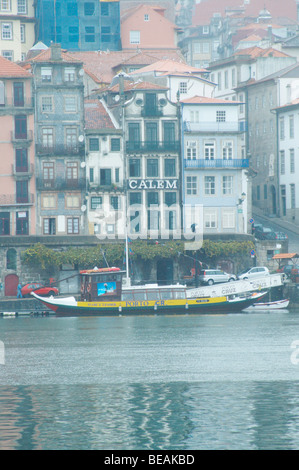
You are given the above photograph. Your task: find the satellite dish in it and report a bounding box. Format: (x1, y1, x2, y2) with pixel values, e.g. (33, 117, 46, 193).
(81, 205, 87, 212)
(114, 94, 120, 102)
(78, 135, 84, 142)
(80, 162, 86, 168)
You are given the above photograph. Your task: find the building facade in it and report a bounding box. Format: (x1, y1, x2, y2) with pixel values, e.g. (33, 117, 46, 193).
(0, 0, 36, 62)
(35, 0, 121, 51)
(28, 43, 87, 236)
(181, 96, 249, 236)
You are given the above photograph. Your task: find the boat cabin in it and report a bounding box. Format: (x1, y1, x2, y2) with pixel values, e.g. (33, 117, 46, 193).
(80, 267, 125, 301)
(121, 285, 187, 302)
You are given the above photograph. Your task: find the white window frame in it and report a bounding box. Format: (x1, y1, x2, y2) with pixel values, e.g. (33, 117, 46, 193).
(20, 23, 25, 43)
(41, 67, 52, 82)
(17, 0, 27, 14)
(222, 175, 233, 195)
(222, 140, 233, 159)
(216, 110, 226, 122)
(41, 96, 53, 113)
(204, 141, 215, 160)
(222, 210, 235, 229)
(1, 22, 12, 40)
(0, 1, 11, 11)
(204, 176, 216, 195)
(186, 141, 197, 160)
(64, 67, 76, 82)
(130, 30, 140, 44)
(64, 95, 77, 113)
(204, 210, 217, 228)
(186, 176, 197, 195)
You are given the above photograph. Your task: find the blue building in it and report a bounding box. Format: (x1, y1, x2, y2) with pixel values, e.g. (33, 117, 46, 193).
(35, 0, 121, 51)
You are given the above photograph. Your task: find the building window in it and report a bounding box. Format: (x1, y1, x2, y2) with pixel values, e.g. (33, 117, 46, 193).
(222, 141, 233, 159)
(43, 218, 56, 235)
(147, 159, 158, 177)
(164, 159, 176, 177)
(101, 3, 109, 15)
(85, 26, 95, 42)
(264, 184, 267, 200)
(6, 248, 16, 269)
(69, 26, 79, 43)
(204, 141, 215, 160)
(129, 158, 140, 177)
(66, 162, 78, 183)
(280, 150, 285, 175)
(64, 96, 77, 113)
(222, 175, 233, 195)
(290, 115, 294, 138)
(67, 2, 77, 15)
(202, 25, 209, 34)
(1, 50, 12, 61)
(204, 210, 217, 228)
(66, 194, 80, 209)
(64, 67, 76, 82)
(20, 24, 25, 43)
(186, 176, 197, 195)
(179, 82, 187, 94)
(16, 211, 28, 235)
(41, 96, 53, 113)
(89, 137, 99, 151)
(216, 110, 226, 122)
(42, 162, 54, 185)
(280, 117, 285, 140)
(204, 176, 215, 195)
(65, 127, 77, 148)
(111, 138, 120, 151)
(0, 212, 9, 235)
(84, 2, 95, 15)
(222, 210, 235, 229)
(15, 148, 28, 172)
(115, 168, 119, 183)
(41, 67, 52, 82)
(90, 197, 102, 210)
(1, 22, 12, 39)
(100, 168, 111, 186)
(291, 184, 296, 209)
(67, 217, 79, 234)
(15, 115, 27, 139)
(166, 210, 176, 230)
(17, 0, 27, 14)
(41, 194, 56, 209)
(13, 82, 24, 107)
(130, 31, 140, 44)
(101, 26, 111, 42)
(144, 14, 149, 21)
(110, 196, 120, 210)
(42, 128, 54, 149)
(290, 149, 295, 173)
(186, 141, 197, 159)
(147, 192, 159, 207)
(0, 1, 11, 11)
(164, 192, 176, 207)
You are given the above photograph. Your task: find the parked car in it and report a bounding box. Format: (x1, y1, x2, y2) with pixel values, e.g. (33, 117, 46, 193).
(198, 269, 237, 286)
(252, 222, 263, 235)
(263, 231, 288, 241)
(21, 282, 59, 298)
(238, 266, 269, 280)
(254, 226, 273, 240)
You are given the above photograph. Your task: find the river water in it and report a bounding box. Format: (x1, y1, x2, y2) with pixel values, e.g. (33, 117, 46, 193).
(1, 310, 299, 450)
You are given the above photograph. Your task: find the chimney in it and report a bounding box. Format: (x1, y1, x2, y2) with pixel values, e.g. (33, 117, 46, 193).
(50, 43, 62, 60)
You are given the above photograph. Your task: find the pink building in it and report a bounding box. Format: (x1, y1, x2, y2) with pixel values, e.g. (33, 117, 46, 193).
(0, 56, 35, 237)
(121, 4, 182, 49)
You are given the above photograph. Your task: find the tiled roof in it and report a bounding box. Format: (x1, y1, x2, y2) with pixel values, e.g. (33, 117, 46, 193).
(192, 0, 297, 26)
(273, 98, 299, 111)
(0, 56, 32, 78)
(180, 95, 241, 104)
(69, 49, 185, 84)
(29, 48, 82, 64)
(84, 100, 115, 130)
(234, 46, 290, 58)
(128, 58, 207, 75)
(104, 80, 169, 93)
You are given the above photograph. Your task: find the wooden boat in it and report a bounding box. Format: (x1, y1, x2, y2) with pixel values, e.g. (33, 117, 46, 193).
(31, 267, 268, 317)
(244, 298, 289, 311)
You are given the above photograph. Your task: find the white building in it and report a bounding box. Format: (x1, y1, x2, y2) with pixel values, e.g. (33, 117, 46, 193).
(273, 98, 299, 222)
(181, 96, 249, 235)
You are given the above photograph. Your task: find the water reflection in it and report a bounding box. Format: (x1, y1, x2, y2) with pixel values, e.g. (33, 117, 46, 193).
(1, 381, 299, 449)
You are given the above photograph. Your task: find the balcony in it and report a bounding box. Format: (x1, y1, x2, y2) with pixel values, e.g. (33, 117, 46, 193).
(141, 106, 163, 117)
(184, 120, 247, 133)
(184, 158, 249, 169)
(126, 140, 180, 153)
(36, 143, 85, 156)
(11, 129, 33, 143)
(12, 163, 34, 178)
(36, 177, 86, 191)
(0, 194, 34, 206)
(0, 97, 34, 109)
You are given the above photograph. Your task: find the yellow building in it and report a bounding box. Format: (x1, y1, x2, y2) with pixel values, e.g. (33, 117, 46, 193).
(0, 0, 36, 62)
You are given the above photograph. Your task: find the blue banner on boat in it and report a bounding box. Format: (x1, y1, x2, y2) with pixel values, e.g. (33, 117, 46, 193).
(97, 282, 116, 296)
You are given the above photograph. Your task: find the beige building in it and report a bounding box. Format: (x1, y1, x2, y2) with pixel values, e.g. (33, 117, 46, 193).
(0, 0, 36, 62)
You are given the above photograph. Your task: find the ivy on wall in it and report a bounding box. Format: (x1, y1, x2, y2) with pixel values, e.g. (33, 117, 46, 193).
(21, 240, 255, 271)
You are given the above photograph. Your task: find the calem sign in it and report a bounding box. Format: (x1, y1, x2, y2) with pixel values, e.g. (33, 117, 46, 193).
(128, 179, 178, 190)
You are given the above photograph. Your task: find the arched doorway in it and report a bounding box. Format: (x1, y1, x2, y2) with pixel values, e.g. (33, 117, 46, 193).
(157, 259, 173, 285)
(5, 274, 19, 297)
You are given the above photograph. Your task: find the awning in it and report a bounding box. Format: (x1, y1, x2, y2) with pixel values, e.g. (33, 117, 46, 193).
(272, 253, 299, 259)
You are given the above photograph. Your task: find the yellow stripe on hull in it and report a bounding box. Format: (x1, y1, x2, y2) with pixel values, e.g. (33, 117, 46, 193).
(77, 296, 228, 309)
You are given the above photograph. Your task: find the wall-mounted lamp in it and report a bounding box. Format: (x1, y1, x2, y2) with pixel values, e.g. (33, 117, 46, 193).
(238, 192, 246, 205)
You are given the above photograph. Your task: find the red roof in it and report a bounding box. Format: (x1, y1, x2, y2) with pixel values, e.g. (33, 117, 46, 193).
(180, 95, 241, 104)
(84, 100, 115, 130)
(0, 56, 32, 78)
(192, 0, 297, 26)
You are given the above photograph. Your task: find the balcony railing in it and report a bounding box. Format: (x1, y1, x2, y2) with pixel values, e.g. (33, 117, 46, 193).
(126, 140, 180, 153)
(11, 130, 33, 142)
(184, 121, 247, 133)
(36, 143, 85, 156)
(36, 177, 86, 191)
(0, 97, 34, 108)
(184, 158, 249, 169)
(0, 194, 34, 206)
